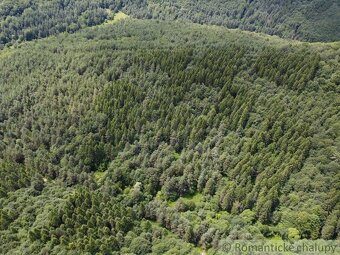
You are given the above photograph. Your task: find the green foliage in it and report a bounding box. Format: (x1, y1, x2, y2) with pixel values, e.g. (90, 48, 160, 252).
(0, 0, 339, 49)
(0, 161, 32, 198)
(130, 237, 152, 255)
(124, 0, 340, 42)
(0, 15, 339, 254)
(0, 0, 119, 47)
(288, 228, 301, 240)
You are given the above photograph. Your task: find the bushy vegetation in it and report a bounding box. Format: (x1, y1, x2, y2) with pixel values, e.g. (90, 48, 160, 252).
(0, 14, 339, 255)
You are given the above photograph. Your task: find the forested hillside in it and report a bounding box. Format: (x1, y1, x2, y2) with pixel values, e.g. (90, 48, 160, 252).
(0, 0, 339, 48)
(0, 15, 339, 254)
(0, 0, 121, 47)
(125, 0, 340, 42)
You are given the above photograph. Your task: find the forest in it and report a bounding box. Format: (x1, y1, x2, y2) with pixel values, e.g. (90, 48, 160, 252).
(1, 0, 340, 48)
(124, 0, 340, 42)
(0, 1, 339, 255)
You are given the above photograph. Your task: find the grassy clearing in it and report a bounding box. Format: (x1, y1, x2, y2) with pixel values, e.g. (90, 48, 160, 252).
(104, 11, 130, 25)
(168, 193, 203, 208)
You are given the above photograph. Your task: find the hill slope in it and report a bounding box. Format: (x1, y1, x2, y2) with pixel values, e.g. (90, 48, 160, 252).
(0, 17, 339, 254)
(125, 0, 340, 42)
(0, 0, 339, 48)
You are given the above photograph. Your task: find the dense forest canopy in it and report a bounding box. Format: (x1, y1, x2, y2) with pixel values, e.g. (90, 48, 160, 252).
(124, 0, 340, 42)
(0, 0, 340, 48)
(0, 0, 340, 254)
(0, 15, 339, 254)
